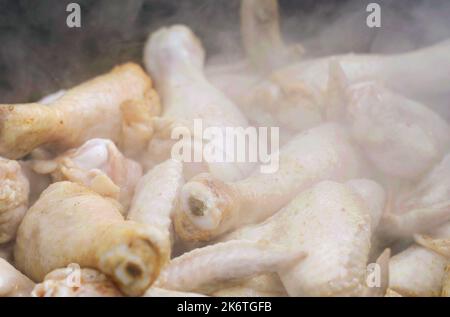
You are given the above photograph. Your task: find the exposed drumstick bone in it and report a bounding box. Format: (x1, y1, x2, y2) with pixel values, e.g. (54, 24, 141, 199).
(174, 123, 364, 242)
(14, 181, 170, 296)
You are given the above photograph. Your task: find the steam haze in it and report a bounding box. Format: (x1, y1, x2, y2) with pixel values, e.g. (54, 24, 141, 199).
(1, 0, 450, 108)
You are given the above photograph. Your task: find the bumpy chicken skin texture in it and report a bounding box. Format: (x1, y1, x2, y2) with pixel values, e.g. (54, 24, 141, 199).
(0, 157, 29, 243)
(224, 180, 384, 296)
(128, 159, 184, 257)
(14, 181, 170, 296)
(174, 123, 365, 242)
(0, 63, 159, 160)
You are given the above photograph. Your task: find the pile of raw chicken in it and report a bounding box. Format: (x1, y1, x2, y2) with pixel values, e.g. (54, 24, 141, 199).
(1, 0, 449, 297)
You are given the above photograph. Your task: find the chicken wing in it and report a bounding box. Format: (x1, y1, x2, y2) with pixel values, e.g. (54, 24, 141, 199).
(154, 240, 305, 294)
(224, 180, 386, 296)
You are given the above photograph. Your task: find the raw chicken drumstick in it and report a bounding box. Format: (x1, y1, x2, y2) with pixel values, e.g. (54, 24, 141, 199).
(174, 123, 365, 242)
(240, 0, 302, 72)
(32, 265, 122, 297)
(0, 63, 160, 160)
(143, 25, 252, 181)
(0, 157, 29, 243)
(0, 258, 34, 297)
(153, 239, 305, 294)
(31, 138, 142, 211)
(14, 181, 170, 296)
(223, 180, 389, 296)
(127, 159, 184, 257)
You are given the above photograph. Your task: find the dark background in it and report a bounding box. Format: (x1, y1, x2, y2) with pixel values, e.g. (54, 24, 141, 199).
(1, 0, 450, 103)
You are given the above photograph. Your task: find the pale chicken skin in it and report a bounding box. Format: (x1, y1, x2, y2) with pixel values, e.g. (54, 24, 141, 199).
(32, 138, 142, 211)
(154, 240, 305, 295)
(388, 222, 450, 297)
(240, 40, 450, 134)
(380, 154, 450, 239)
(127, 159, 184, 257)
(14, 181, 170, 296)
(442, 265, 450, 297)
(0, 258, 34, 297)
(0, 63, 160, 160)
(240, 0, 302, 72)
(222, 180, 387, 296)
(343, 81, 450, 180)
(214, 179, 389, 297)
(143, 25, 252, 181)
(0, 157, 29, 244)
(174, 123, 365, 242)
(32, 265, 122, 297)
